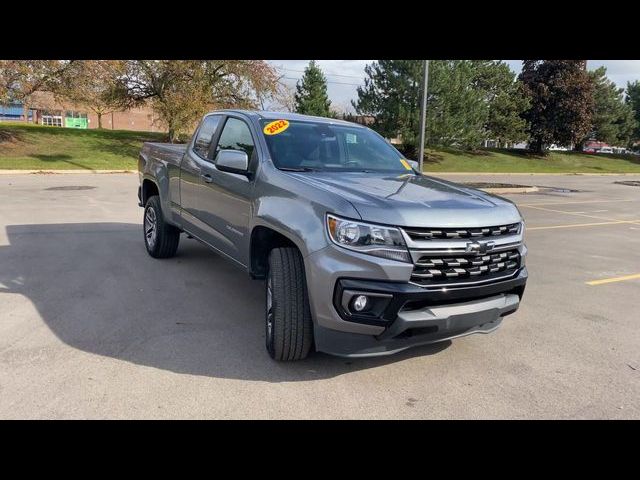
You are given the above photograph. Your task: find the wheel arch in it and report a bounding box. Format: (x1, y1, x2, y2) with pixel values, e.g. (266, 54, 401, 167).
(249, 225, 301, 279)
(141, 178, 159, 205)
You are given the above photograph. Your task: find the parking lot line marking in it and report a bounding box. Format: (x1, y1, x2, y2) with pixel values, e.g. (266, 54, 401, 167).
(527, 220, 640, 231)
(568, 210, 609, 214)
(586, 273, 640, 286)
(518, 199, 638, 207)
(521, 204, 640, 225)
(520, 204, 624, 222)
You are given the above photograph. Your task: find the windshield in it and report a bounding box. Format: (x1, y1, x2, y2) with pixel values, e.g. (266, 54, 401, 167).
(260, 119, 414, 174)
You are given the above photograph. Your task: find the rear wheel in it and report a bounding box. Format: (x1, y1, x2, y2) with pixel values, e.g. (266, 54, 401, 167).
(143, 195, 180, 258)
(266, 247, 313, 361)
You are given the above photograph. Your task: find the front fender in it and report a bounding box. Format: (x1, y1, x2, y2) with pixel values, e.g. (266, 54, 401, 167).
(250, 162, 362, 257)
(252, 198, 327, 257)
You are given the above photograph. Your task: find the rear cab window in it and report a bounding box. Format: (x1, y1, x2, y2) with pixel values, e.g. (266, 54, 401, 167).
(193, 115, 222, 159)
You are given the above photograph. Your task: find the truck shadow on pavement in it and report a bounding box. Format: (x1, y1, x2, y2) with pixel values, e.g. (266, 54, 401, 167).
(0, 223, 450, 382)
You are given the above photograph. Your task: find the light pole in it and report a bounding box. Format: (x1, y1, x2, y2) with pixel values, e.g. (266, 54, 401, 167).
(418, 60, 429, 172)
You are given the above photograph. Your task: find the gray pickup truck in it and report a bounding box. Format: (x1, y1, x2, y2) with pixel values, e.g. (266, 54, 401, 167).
(138, 110, 528, 360)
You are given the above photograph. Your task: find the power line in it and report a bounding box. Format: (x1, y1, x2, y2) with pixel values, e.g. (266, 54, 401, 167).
(280, 76, 364, 87)
(275, 66, 364, 80)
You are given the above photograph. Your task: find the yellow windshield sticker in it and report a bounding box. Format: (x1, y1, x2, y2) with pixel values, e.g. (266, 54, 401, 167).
(400, 159, 413, 170)
(263, 119, 290, 135)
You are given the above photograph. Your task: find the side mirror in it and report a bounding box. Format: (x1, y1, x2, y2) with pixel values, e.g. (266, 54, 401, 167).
(215, 149, 249, 174)
(407, 159, 419, 171)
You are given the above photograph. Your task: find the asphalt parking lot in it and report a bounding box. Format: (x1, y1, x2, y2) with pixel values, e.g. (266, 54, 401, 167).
(1, 172, 639, 419)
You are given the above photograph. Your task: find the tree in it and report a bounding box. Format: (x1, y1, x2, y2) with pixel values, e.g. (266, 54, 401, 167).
(425, 60, 487, 150)
(112, 60, 278, 142)
(353, 60, 423, 155)
(353, 60, 528, 154)
(472, 60, 529, 146)
(585, 67, 636, 147)
(0, 60, 76, 118)
(294, 61, 332, 117)
(626, 80, 640, 144)
(55, 60, 126, 129)
(264, 82, 297, 112)
(519, 60, 595, 154)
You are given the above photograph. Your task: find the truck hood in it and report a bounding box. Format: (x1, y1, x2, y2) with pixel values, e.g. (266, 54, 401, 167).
(284, 171, 522, 227)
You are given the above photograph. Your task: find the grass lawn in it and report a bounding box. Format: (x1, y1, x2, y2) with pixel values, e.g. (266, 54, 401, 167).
(2, 122, 640, 173)
(0, 122, 166, 170)
(421, 147, 640, 174)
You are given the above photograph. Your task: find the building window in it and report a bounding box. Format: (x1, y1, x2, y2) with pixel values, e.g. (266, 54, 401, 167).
(65, 110, 88, 119)
(42, 116, 63, 127)
(41, 110, 63, 127)
(64, 110, 89, 129)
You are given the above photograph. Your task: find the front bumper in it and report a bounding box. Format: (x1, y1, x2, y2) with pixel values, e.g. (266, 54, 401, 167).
(304, 243, 527, 357)
(315, 290, 522, 357)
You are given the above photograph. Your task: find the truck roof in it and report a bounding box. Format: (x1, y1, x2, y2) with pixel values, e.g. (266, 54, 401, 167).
(212, 109, 365, 128)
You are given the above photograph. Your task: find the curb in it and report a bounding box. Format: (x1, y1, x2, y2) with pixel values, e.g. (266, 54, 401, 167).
(0, 169, 137, 175)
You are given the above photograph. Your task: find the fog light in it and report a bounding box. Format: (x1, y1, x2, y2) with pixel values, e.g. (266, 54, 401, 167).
(352, 295, 369, 312)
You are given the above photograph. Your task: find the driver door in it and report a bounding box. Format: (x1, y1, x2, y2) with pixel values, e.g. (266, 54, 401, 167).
(197, 115, 257, 266)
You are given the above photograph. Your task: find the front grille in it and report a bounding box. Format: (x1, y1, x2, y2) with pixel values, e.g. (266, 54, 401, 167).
(404, 223, 520, 241)
(410, 249, 520, 287)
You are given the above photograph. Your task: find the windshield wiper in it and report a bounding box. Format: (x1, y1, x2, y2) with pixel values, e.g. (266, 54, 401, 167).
(278, 167, 318, 172)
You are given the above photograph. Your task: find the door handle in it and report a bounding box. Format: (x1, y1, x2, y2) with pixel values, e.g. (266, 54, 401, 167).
(201, 173, 213, 183)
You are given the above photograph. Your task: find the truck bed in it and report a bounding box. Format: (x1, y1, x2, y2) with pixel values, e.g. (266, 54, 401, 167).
(141, 142, 187, 165)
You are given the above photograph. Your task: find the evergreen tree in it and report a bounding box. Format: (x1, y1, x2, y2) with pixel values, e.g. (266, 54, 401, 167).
(426, 60, 487, 150)
(352, 60, 423, 154)
(625, 80, 640, 144)
(353, 60, 529, 154)
(519, 60, 595, 154)
(586, 67, 636, 147)
(294, 61, 332, 117)
(472, 60, 530, 146)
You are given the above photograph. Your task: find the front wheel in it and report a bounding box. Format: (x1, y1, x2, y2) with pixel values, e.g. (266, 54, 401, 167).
(266, 247, 314, 361)
(143, 195, 180, 258)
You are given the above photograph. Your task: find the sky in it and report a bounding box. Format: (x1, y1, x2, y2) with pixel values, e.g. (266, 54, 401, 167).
(269, 60, 640, 113)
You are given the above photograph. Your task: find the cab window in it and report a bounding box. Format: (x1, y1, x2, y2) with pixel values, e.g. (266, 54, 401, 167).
(216, 117, 255, 159)
(193, 115, 221, 159)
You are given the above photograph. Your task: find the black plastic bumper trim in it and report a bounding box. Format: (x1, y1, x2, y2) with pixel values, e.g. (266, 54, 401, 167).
(333, 268, 528, 326)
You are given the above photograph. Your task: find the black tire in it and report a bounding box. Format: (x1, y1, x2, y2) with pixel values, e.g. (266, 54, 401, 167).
(266, 247, 314, 361)
(143, 195, 180, 258)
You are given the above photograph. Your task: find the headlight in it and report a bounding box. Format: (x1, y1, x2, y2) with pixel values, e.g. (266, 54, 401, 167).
(520, 219, 526, 267)
(326, 214, 411, 263)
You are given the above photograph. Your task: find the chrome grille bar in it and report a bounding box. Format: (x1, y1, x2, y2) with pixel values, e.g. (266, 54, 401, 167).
(410, 248, 521, 286)
(403, 223, 520, 241)
(403, 221, 525, 288)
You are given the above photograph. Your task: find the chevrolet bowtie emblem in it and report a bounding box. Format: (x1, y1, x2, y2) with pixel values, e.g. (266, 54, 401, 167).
(466, 240, 496, 254)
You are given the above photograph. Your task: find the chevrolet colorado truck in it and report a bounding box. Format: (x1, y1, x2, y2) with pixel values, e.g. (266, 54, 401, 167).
(138, 110, 528, 360)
